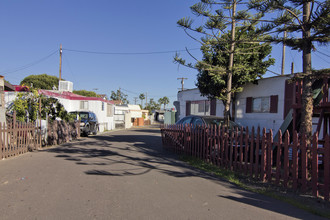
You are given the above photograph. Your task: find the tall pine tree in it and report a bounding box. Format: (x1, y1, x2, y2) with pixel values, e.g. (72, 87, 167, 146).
(175, 0, 274, 121)
(249, 0, 330, 139)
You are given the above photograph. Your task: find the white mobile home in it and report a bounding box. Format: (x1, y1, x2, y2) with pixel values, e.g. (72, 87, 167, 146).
(177, 75, 292, 132)
(38, 90, 115, 132)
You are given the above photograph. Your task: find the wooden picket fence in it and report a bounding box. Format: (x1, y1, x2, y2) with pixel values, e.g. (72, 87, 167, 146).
(161, 124, 330, 201)
(0, 115, 41, 159)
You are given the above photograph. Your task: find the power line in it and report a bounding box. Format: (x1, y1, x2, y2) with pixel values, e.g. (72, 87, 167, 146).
(314, 53, 330, 64)
(121, 88, 140, 95)
(315, 50, 330, 58)
(266, 69, 281, 76)
(63, 48, 200, 55)
(2, 49, 58, 75)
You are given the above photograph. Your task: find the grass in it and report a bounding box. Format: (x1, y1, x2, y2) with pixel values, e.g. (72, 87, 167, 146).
(180, 155, 330, 219)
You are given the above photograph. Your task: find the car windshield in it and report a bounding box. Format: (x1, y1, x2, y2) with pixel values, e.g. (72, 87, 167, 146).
(202, 118, 223, 126)
(79, 113, 89, 119)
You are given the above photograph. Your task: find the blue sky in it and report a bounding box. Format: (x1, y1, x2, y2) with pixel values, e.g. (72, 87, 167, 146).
(0, 1, 329, 107)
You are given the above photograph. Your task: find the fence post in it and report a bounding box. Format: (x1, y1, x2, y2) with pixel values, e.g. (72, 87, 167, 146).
(261, 128, 267, 182)
(229, 131, 234, 171)
(244, 126, 249, 174)
(239, 127, 244, 171)
(267, 129, 273, 182)
(234, 127, 238, 170)
(275, 130, 282, 185)
(301, 133, 308, 193)
(249, 127, 255, 177)
(292, 131, 299, 190)
(283, 131, 290, 188)
(254, 127, 260, 179)
(312, 133, 319, 198)
(220, 125, 225, 167)
(324, 134, 330, 201)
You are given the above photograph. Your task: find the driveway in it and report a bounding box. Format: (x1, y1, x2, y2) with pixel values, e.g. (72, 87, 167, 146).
(0, 126, 326, 219)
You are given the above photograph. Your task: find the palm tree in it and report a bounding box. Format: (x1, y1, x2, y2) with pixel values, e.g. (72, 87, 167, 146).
(139, 93, 145, 108)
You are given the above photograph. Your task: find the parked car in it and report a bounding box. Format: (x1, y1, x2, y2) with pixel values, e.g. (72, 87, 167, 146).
(176, 115, 242, 131)
(176, 115, 246, 160)
(70, 111, 99, 136)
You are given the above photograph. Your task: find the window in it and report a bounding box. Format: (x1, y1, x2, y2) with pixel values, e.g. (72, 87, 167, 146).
(80, 101, 88, 110)
(107, 104, 113, 117)
(246, 95, 278, 113)
(252, 97, 270, 113)
(190, 100, 210, 115)
(102, 102, 105, 111)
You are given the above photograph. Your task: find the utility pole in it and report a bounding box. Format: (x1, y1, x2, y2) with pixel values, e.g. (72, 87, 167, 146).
(177, 77, 187, 91)
(281, 31, 287, 75)
(291, 62, 294, 75)
(145, 92, 148, 108)
(118, 87, 121, 102)
(133, 97, 138, 105)
(59, 44, 62, 82)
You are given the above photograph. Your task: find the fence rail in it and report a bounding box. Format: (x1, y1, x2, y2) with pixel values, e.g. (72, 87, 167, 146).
(161, 124, 330, 201)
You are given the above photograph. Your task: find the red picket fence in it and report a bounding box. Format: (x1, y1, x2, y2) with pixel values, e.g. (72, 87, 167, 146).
(161, 124, 330, 201)
(0, 117, 41, 159)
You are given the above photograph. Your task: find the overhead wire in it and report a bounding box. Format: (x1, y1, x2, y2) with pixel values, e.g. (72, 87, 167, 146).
(315, 50, 330, 58)
(2, 49, 58, 75)
(63, 48, 200, 55)
(314, 52, 330, 64)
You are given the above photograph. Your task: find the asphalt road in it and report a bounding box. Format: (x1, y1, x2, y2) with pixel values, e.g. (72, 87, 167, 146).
(0, 126, 326, 220)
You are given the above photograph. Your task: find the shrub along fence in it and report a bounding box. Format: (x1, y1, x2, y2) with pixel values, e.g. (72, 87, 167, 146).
(161, 124, 330, 201)
(0, 113, 41, 159)
(46, 120, 80, 146)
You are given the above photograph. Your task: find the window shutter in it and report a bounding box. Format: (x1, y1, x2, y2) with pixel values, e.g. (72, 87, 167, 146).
(246, 97, 252, 113)
(210, 99, 217, 116)
(186, 101, 191, 116)
(270, 95, 278, 113)
(284, 80, 294, 118)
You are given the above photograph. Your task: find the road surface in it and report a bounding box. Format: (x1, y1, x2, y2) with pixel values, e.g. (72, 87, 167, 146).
(0, 126, 326, 219)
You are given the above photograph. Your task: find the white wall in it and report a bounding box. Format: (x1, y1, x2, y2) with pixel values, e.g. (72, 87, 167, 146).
(177, 89, 226, 120)
(5, 92, 17, 109)
(51, 98, 115, 132)
(235, 76, 289, 132)
(177, 89, 208, 120)
(176, 76, 290, 132)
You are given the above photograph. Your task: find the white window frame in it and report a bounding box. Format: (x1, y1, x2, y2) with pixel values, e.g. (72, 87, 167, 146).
(252, 97, 270, 113)
(191, 100, 210, 116)
(80, 101, 88, 110)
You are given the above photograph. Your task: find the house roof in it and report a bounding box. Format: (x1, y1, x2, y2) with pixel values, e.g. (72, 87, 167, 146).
(111, 100, 123, 105)
(39, 89, 114, 104)
(177, 74, 292, 94)
(4, 82, 15, 91)
(14, 85, 30, 92)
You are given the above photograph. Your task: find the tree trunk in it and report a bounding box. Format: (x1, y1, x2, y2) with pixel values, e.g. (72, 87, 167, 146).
(224, 0, 236, 125)
(299, 1, 313, 141)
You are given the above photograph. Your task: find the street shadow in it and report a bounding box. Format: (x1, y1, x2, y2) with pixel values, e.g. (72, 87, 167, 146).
(45, 128, 327, 219)
(46, 131, 213, 181)
(217, 193, 326, 220)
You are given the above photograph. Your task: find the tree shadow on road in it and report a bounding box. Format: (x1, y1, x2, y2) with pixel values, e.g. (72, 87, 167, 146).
(46, 131, 217, 180)
(45, 129, 326, 219)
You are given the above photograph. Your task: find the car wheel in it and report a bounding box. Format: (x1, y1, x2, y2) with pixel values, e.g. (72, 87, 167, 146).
(84, 125, 90, 136)
(93, 125, 98, 135)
